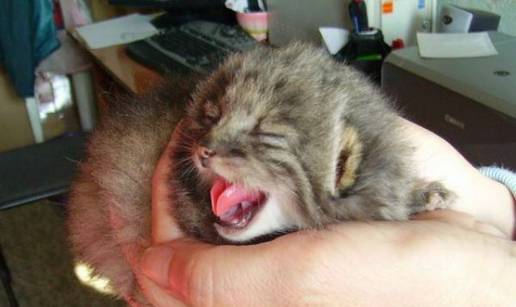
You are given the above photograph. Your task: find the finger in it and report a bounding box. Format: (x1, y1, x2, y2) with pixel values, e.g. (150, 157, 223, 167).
(137, 274, 186, 307)
(412, 209, 506, 237)
(141, 239, 292, 307)
(151, 120, 187, 244)
(412, 209, 476, 229)
(473, 221, 507, 238)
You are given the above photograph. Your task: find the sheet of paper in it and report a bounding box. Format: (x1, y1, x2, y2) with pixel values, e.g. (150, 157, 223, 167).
(417, 32, 498, 58)
(75, 14, 158, 49)
(319, 27, 349, 55)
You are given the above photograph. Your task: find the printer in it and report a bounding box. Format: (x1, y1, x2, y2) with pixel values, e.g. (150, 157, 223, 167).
(382, 32, 516, 168)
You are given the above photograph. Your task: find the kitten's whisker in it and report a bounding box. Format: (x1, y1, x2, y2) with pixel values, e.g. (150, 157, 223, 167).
(175, 129, 198, 140)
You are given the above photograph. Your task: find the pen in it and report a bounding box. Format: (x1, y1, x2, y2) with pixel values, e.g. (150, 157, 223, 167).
(349, 0, 369, 33)
(247, 0, 261, 12)
(352, 16, 361, 32)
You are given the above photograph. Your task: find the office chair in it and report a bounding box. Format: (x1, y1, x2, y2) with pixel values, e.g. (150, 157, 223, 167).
(0, 132, 87, 307)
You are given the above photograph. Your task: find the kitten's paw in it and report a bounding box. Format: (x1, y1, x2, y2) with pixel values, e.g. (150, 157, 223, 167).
(412, 181, 455, 213)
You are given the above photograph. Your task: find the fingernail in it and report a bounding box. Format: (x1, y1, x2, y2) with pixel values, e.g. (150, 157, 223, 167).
(141, 246, 175, 288)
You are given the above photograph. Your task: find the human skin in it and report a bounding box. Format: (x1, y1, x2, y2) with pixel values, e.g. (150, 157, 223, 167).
(136, 119, 516, 307)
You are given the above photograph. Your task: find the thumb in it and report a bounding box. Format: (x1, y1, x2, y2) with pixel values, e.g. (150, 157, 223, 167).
(140, 238, 299, 306)
(151, 121, 187, 244)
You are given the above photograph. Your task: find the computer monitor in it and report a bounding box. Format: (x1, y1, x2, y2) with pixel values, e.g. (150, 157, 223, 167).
(108, 0, 235, 26)
(109, 0, 225, 9)
(267, 0, 352, 46)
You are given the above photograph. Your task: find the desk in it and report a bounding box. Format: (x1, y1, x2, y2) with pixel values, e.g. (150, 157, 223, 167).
(87, 44, 162, 95)
(74, 40, 165, 113)
(382, 32, 516, 168)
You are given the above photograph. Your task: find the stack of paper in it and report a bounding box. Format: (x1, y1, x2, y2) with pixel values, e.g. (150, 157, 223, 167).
(417, 32, 498, 58)
(75, 14, 158, 49)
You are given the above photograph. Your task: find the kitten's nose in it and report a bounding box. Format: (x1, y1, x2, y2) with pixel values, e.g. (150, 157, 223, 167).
(199, 147, 215, 159)
(198, 146, 215, 168)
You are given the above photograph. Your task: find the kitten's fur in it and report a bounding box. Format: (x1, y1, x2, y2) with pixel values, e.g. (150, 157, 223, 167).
(68, 44, 451, 303)
(67, 83, 194, 304)
(171, 44, 450, 243)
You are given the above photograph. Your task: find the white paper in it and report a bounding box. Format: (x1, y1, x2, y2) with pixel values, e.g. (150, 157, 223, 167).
(75, 14, 158, 49)
(225, 0, 248, 12)
(225, 0, 266, 13)
(319, 27, 349, 55)
(417, 32, 498, 58)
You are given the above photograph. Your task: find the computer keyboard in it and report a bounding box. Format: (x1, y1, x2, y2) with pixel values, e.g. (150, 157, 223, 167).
(126, 21, 258, 75)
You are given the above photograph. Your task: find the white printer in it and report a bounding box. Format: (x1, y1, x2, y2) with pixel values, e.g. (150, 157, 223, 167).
(438, 5, 500, 33)
(382, 32, 516, 168)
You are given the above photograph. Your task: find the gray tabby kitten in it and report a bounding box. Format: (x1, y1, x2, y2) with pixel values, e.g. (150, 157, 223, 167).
(170, 44, 451, 243)
(68, 43, 450, 301)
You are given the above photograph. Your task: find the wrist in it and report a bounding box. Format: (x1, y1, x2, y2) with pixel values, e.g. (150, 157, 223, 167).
(478, 167, 516, 240)
(489, 179, 515, 239)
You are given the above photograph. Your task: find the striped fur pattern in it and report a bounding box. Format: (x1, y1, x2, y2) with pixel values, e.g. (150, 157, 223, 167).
(171, 44, 451, 243)
(68, 44, 451, 302)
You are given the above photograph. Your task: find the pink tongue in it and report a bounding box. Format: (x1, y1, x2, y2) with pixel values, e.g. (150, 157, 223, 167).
(210, 178, 262, 217)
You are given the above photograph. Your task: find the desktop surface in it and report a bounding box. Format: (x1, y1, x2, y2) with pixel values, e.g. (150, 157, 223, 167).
(385, 32, 516, 119)
(87, 44, 161, 94)
(382, 32, 516, 168)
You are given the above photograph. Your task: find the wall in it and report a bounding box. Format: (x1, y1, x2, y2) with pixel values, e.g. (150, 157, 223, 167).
(438, 0, 516, 35)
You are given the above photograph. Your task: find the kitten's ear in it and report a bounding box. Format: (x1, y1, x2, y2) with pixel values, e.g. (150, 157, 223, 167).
(203, 100, 221, 120)
(336, 126, 363, 194)
(186, 99, 195, 114)
(185, 99, 198, 117)
(186, 87, 206, 115)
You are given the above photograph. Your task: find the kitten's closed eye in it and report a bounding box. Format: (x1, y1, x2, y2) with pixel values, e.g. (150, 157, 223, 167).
(251, 131, 286, 139)
(251, 119, 286, 138)
(201, 115, 218, 127)
(252, 131, 288, 150)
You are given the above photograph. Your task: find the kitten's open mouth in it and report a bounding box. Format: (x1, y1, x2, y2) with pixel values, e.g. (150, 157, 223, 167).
(210, 178, 267, 229)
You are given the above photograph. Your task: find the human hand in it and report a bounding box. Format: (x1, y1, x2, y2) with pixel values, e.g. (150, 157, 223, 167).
(136, 119, 515, 306)
(399, 118, 514, 238)
(140, 209, 516, 307)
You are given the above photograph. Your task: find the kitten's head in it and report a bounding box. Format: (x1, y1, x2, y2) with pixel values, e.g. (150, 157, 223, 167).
(170, 44, 349, 243)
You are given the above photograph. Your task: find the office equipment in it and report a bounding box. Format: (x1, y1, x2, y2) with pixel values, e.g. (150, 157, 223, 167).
(438, 5, 500, 33)
(267, 0, 435, 47)
(109, 0, 224, 9)
(382, 32, 516, 168)
(126, 21, 257, 75)
(109, 0, 234, 27)
(417, 32, 497, 58)
(379, 0, 435, 46)
(336, 28, 391, 82)
(267, 0, 352, 46)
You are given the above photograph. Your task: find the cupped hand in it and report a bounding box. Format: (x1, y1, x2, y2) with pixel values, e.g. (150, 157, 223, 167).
(140, 209, 515, 307)
(137, 119, 515, 307)
(399, 118, 514, 237)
